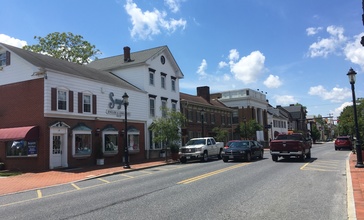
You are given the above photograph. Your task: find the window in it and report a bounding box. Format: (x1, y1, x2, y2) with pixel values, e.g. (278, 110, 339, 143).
(83, 94, 91, 113)
(171, 77, 176, 91)
(211, 113, 215, 124)
(172, 101, 177, 111)
(149, 96, 156, 117)
(161, 73, 166, 89)
(162, 99, 167, 117)
(127, 126, 140, 153)
(149, 68, 155, 85)
(58, 90, 68, 111)
(74, 133, 91, 156)
(103, 133, 117, 153)
(72, 124, 92, 156)
(6, 140, 37, 157)
(0, 51, 10, 66)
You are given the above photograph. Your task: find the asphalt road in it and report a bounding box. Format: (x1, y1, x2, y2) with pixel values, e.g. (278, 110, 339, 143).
(0, 142, 350, 220)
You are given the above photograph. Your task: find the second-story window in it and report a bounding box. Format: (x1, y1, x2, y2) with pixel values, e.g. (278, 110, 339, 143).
(161, 99, 167, 117)
(171, 100, 177, 111)
(161, 73, 166, 89)
(57, 90, 67, 111)
(149, 68, 155, 85)
(171, 77, 176, 91)
(149, 95, 156, 117)
(83, 94, 91, 113)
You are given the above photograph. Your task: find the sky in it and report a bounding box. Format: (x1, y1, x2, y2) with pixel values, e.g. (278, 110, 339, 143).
(1, 0, 364, 120)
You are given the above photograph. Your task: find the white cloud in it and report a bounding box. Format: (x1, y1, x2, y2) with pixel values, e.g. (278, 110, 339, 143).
(124, 0, 186, 40)
(164, 0, 183, 13)
(306, 27, 322, 36)
(273, 95, 297, 106)
(344, 33, 364, 72)
(229, 50, 265, 84)
(308, 85, 351, 102)
(307, 25, 346, 58)
(0, 34, 27, 48)
(263, 74, 282, 88)
(218, 61, 227, 69)
(228, 49, 239, 61)
(197, 59, 208, 78)
(333, 102, 352, 117)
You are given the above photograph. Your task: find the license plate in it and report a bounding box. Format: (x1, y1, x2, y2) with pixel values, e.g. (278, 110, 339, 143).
(186, 156, 190, 159)
(229, 156, 234, 159)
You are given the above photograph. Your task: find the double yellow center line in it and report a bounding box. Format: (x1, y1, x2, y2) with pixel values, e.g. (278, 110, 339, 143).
(178, 163, 250, 184)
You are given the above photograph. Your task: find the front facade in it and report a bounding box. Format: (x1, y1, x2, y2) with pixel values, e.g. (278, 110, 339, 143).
(180, 86, 233, 145)
(0, 43, 181, 171)
(88, 46, 183, 158)
(211, 89, 269, 143)
(267, 105, 290, 140)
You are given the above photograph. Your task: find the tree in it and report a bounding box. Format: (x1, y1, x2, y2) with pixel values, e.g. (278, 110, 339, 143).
(239, 119, 263, 140)
(149, 108, 186, 160)
(311, 124, 321, 143)
(23, 32, 100, 64)
(338, 98, 364, 142)
(212, 127, 229, 142)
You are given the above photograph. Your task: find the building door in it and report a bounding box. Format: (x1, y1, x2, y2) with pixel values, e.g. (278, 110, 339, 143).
(51, 134, 63, 168)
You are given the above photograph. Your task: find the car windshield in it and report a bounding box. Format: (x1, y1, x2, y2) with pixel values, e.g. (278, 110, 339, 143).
(186, 139, 205, 145)
(229, 141, 249, 149)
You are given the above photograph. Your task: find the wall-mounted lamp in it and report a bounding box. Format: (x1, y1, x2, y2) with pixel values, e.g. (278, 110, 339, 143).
(95, 128, 101, 136)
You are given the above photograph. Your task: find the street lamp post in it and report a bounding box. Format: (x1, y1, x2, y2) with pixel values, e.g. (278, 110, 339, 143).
(347, 68, 364, 168)
(123, 92, 130, 169)
(201, 109, 205, 137)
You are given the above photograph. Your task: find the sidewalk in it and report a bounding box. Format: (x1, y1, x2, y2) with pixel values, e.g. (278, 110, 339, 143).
(0, 159, 176, 196)
(0, 154, 364, 219)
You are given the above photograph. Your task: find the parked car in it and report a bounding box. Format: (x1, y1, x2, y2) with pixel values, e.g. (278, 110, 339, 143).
(222, 140, 264, 162)
(335, 136, 353, 151)
(224, 140, 241, 149)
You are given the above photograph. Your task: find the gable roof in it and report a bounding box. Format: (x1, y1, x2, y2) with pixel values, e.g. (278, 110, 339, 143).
(0, 43, 144, 92)
(180, 92, 232, 111)
(87, 45, 184, 78)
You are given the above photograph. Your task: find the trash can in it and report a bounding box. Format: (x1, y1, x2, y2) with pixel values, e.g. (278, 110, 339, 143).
(160, 150, 166, 158)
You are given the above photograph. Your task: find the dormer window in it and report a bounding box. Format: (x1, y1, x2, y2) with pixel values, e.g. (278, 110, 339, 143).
(0, 51, 10, 67)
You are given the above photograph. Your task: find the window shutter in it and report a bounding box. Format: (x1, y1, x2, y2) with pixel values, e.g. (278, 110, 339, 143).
(69, 91, 74, 112)
(51, 88, 57, 111)
(92, 95, 97, 114)
(6, 51, 10, 66)
(78, 92, 82, 113)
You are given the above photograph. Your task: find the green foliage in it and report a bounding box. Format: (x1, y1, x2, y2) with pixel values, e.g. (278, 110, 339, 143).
(311, 124, 321, 142)
(212, 127, 228, 142)
(338, 98, 364, 141)
(150, 108, 186, 149)
(23, 32, 101, 64)
(239, 119, 263, 139)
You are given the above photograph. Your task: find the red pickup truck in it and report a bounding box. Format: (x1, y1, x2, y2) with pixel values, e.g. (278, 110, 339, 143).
(270, 133, 312, 162)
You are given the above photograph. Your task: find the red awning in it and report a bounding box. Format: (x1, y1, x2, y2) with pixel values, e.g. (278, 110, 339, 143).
(0, 126, 39, 141)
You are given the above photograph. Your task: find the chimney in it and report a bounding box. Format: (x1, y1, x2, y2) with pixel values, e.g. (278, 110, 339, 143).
(197, 86, 210, 103)
(123, 46, 131, 62)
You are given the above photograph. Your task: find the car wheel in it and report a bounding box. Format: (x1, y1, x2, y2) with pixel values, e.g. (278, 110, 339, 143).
(272, 155, 278, 162)
(180, 157, 187, 164)
(300, 153, 305, 162)
(201, 151, 208, 162)
(223, 157, 228, 162)
(335, 147, 338, 151)
(259, 150, 264, 159)
(217, 149, 222, 160)
(306, 150, 311, 159)
(245, 153, 251, 162)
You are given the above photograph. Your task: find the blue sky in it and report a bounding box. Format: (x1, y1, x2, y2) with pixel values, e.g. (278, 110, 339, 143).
(1, 0, 364, 119)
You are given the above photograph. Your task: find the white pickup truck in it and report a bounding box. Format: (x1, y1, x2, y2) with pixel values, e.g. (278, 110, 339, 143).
(179, 137, 224, 163)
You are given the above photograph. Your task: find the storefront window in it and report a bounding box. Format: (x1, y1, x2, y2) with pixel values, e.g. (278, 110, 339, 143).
(104, 133, 118, 153)
(74, 133, 91, 156)
(128, 126, 140, 154)
(6, 140, 37, 157)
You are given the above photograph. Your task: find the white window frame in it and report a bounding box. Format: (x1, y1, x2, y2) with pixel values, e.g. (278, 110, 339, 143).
(0, 52, 7, 66)
(149, 97, 155, 117)
(171, 78, 176, 91)
(161, 74, 166, 89)
(83, 93, 92, 113)
(149, 71, 154, 85)
(57, 89, 68, 111)
(162, 99, 167, 117)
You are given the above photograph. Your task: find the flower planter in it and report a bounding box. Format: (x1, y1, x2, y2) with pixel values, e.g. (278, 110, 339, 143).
(96, 158, 104, 165)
